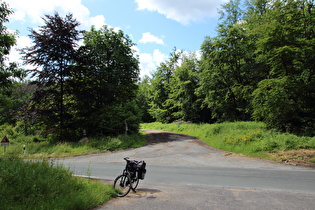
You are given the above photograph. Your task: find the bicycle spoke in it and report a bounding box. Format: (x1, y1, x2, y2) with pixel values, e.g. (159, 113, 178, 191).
(113, 175, 131, 197)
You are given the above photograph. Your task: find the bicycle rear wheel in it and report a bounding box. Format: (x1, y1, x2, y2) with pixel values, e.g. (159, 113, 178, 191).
(113, 174, 131, 197)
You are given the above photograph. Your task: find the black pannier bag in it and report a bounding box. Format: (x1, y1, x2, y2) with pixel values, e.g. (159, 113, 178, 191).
(137, 161, 146, 180)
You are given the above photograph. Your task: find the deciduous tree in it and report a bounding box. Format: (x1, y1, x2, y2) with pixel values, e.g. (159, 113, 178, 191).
(21, 13, 81, 141)
(251, 0, 315, 135)
(0, 0, 25, 124)
(72, 26, 140, 135)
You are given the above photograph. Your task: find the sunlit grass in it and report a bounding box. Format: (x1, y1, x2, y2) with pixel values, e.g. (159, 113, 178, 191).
(0, 157, 116, 210)
(141, 121, 315, 162)
(0, 134, 146, 158)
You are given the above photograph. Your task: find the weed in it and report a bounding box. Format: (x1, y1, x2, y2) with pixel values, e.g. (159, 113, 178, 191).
(224, 129, 264, 144)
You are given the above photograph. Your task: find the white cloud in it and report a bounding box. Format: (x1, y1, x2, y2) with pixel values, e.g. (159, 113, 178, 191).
(89, 15, 106, 29)
(139, 32, 164, 45)
(135, 0, 227, 25)
(8, 0, 105, 29)
(136, 48, 168, 78)
(7, 0, 107, 70)
(133, 46, 202, 79)
(8, 36, 34, 69)
(11, 10, 25, 22)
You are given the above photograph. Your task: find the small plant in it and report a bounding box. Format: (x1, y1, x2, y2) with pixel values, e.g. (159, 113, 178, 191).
(224, 129, 264, 144)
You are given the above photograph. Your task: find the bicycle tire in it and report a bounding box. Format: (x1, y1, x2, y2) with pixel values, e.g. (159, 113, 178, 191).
(113, 174, 131, 197)
(131, 174, 139, 191)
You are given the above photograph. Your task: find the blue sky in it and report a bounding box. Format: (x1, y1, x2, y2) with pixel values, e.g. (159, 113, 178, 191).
(6, 0, 227, 78)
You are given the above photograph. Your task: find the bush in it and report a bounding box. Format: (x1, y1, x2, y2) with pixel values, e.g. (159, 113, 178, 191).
(252, 77, 315, 136)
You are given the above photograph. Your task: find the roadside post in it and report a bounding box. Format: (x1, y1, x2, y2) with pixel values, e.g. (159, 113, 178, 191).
(125, 120, 128, 136)
(1, 136, 10, 154)
(23, 145, 27, 156)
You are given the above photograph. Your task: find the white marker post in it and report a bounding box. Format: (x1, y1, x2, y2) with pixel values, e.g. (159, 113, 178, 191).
(23, 145, 27, 156)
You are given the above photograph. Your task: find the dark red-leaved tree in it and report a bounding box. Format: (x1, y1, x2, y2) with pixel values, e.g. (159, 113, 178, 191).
(22, 12, 81, 141)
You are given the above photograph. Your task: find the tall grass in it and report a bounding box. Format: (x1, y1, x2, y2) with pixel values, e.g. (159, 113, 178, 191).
(0, 133, 146, 158)
(0, 157, 115, 210)
(141, 121, 315, 160)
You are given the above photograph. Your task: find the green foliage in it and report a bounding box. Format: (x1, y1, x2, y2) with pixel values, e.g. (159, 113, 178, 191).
(136, 76, 155, 122)
(0, 122, 146, 158)
(247, 0, 315, 135)
(141, 122, 315, 157)
(198, 0, 268, 122)
(96, 101, 141, 136)
(0, 1, 26, 125)
(142, 0, 315, 135)
(18, 14, 140, 140)
(0, 120, 146, 158)
(21, 13, 81, 141)
(252, 78, 296, 132)
(0, 157, 115, 209)
(0, 83, 32, 124)
(147, 50, 207, 123)
(166, 53, 202, 122)
(3, 0, 315, 139)
(71, 26, 140, 136)
(148, 49, 181, 123)
(76, 25, 139, 106)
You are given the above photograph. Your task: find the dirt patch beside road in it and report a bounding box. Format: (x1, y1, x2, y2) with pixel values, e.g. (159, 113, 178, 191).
(269, 149, 315, 168)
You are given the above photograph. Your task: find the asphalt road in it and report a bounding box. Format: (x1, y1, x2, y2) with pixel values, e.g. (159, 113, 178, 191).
(57, 130, 315, 209)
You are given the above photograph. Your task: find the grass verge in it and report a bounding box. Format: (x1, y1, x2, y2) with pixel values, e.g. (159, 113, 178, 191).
(0, 157, 116, 210)
(141, 121, 315, 166)
(0, 134, 146, 159)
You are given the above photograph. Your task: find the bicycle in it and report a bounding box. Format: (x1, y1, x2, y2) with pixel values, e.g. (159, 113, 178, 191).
(113, 157, 146, 197)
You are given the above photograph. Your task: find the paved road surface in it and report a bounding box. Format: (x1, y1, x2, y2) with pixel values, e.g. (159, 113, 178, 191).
(58, 130, 315, 209)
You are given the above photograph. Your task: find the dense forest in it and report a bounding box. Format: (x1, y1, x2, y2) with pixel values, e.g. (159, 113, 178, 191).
(140, 0, 315, 136)
(1, 0, 315, 142)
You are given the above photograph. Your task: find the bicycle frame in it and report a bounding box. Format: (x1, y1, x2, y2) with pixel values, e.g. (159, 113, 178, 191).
(123, 158, 139, 178)
(113, 157, 142, 197)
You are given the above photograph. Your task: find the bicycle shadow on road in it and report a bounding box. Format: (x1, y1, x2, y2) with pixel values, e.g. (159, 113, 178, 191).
(124, 187, 162, 199)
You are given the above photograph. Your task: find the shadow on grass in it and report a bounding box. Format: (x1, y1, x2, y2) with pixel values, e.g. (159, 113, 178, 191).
(142, 130, 197, 145)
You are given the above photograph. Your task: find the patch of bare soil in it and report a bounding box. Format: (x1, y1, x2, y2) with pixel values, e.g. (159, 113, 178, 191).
(270, 149, 315, 168)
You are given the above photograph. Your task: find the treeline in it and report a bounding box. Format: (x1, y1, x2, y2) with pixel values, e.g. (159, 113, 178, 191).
(1, 0, 315, 141)
(1, 1, 140, 141)
(138, 0, 315, 136)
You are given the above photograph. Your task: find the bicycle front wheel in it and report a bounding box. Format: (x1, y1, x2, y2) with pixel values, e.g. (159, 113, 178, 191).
(131, 174, 139, 191)
(113, 174, 131, 197)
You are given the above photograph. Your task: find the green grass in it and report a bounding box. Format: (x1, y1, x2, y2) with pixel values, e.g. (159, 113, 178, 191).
(0, 157, 116, 210)
(0, 123, 146, 158)
(141, 121, 315, 161)
(1, 121, 314, 210)
(0, 133, 146, 158)
(0, 124, 147, 209)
